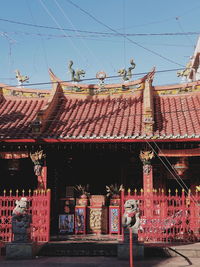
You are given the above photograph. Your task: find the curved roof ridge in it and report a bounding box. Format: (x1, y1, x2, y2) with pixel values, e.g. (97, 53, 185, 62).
(0, 82, 50, 99)
(48, 67, 155, 90)
(32, 82, 64, 134)
(154, 80, 200, 91)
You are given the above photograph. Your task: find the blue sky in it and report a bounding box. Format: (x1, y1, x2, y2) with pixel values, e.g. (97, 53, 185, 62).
(1, 0, 200, 88)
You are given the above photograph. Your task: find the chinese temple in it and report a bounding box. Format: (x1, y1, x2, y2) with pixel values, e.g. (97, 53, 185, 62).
(0, 42, 200, 244)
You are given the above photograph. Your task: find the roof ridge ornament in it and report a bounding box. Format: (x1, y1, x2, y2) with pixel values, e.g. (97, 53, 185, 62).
(15, 69, 29, 87)
(177, 61, 192, 83)
(118, 58, 136, 81)
(96, 71, 107, 91)
(68, 60, 85, 82)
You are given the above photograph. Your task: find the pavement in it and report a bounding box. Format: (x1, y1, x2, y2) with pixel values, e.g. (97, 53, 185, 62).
(0, 256, 200, 267)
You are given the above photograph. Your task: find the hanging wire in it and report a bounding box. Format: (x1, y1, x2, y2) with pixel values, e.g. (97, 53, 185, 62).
(65, 0, 184, 67)
(53, 0, 98, 70)
(145, 140, 200, 208)
(26, 1, 49, 71)
(122, 0, 126, 68)
(39, 0, 87, 64)
(1, 17, 200, 37)
(1, 67, 186, 88)
(175, 17, 194, 46)
(153, 141, 197, 195)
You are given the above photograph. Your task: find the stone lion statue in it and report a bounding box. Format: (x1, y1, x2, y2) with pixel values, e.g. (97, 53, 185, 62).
(13, 197, 28, 215)
(12, 197, 31, 242)
(122, 199, 140, 234)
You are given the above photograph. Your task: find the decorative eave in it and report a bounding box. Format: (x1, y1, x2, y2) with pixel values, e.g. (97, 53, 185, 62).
(188, 36, 200, 81)
(143, 67, 155, 135)
(0, 86, 4, 103)
(48, 68, 155, 96)
(1, 136, 200, 143)
(154, 80, 200, 96)
(31, 82, 64, 134)
(0, 83, 50, 98)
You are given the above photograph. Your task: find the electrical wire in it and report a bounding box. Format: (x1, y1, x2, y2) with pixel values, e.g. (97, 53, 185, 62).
(65, 0, 185, 67)
(146, 140, 200, 208)
(1, 17, 200, 37)
(39, 0, 87, 64)
(0, 67, 185, 88)
(27, 1, 49, 71)
(153, 141, 192, 193)
(175, 17, 194, 46)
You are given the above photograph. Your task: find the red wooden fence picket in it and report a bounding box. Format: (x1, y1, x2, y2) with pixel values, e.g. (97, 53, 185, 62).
(0, 189, 51, 243)
(121, 189, 200, 243)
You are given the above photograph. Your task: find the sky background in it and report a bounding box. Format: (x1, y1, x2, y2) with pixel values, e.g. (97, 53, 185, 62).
(1, 0, 200, 89)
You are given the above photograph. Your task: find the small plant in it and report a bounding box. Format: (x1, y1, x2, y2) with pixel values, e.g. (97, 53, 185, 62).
(106, 183, 123, 198)
(74, 184, 90, 197)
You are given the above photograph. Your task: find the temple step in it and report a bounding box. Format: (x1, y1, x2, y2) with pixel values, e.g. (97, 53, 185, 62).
(38, 242, 118, 257)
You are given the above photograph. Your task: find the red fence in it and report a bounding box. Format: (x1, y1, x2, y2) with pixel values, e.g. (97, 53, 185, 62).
(0, 189, 51, 243)
(121, 189, 200, 243)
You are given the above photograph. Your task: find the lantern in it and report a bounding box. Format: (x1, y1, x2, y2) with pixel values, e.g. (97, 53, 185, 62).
(173, 157, 189, 176)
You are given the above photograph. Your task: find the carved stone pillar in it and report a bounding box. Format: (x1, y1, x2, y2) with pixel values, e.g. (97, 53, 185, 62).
(139, 150, 154, 217)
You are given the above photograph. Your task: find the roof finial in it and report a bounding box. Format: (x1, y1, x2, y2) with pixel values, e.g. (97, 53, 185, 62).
(68, 60, 85, 82)
(15, 69, 29, 87)
(118, 58, 136, 81)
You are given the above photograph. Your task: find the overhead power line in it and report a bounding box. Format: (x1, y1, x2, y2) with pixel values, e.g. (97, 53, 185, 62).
(65, 0, 184, 67)
(1, 67, 184, 88)
(0, 17, 200, 37)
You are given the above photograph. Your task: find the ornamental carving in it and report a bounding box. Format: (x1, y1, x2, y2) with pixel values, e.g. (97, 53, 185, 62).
(139, 150, 154, 165)
(122, 199, 140, 235)
(15, 69, 29, 86)
(89, 208, 102, 229)
(68, 60, 85, 82)
(88, 207, 107, 234)
(30, 150, 46, 176)
(118, 58, 136, 81)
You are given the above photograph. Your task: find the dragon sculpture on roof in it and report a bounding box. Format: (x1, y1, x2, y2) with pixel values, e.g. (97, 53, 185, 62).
(68, 60, 85, 82)
(15, 69, 29, 86)
(118, 58, 136, 81)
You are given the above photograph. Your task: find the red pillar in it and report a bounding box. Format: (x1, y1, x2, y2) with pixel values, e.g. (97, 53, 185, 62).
(140, 151, 154, 218)
(38, 161, 47, 190)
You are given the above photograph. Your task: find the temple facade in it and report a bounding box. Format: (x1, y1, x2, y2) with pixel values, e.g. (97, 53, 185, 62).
(0, 44, 200, 242)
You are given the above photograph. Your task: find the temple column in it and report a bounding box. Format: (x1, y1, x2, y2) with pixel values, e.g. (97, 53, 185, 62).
(30, 151, 47, 190)
(38, 161, 47, 190)
(139, 150, 154, 218)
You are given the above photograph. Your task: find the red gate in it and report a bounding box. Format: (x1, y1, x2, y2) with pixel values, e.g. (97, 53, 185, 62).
(0, 189, 51, 243)
(121, 189, 200, 243)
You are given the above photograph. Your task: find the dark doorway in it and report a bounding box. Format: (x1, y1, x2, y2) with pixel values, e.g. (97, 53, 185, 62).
(49, 150, 142, 198)
(0, 158, 37, 192)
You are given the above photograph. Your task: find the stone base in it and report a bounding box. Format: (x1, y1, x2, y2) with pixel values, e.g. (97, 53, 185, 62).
(6, 242, 36, 260)
(118, 242, 144, 260)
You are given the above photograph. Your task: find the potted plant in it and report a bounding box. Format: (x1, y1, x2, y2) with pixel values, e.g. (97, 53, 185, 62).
(106, 184, 123, 206)
(74, 184, 90, 206)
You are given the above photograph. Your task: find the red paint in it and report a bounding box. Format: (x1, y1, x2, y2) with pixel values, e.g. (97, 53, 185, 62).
(121, 189, 125, 241)
(143, 164, 153, 218)
(129, 227, 133, 267)
(123, 189, 200, 243)
(0, 189, 51, 243)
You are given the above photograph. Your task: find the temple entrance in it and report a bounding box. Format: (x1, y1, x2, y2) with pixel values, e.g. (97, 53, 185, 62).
(47, 149, 142, 237)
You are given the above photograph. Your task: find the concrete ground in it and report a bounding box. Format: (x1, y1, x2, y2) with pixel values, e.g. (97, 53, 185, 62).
(0, 256, 200, 267)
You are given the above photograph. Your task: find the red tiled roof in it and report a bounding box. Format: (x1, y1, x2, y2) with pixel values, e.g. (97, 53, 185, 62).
(154, 93, 200, 138)
(0, 79, 200, 141)
(0, 96, 48, 138)
(44, 93, 144, 139)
